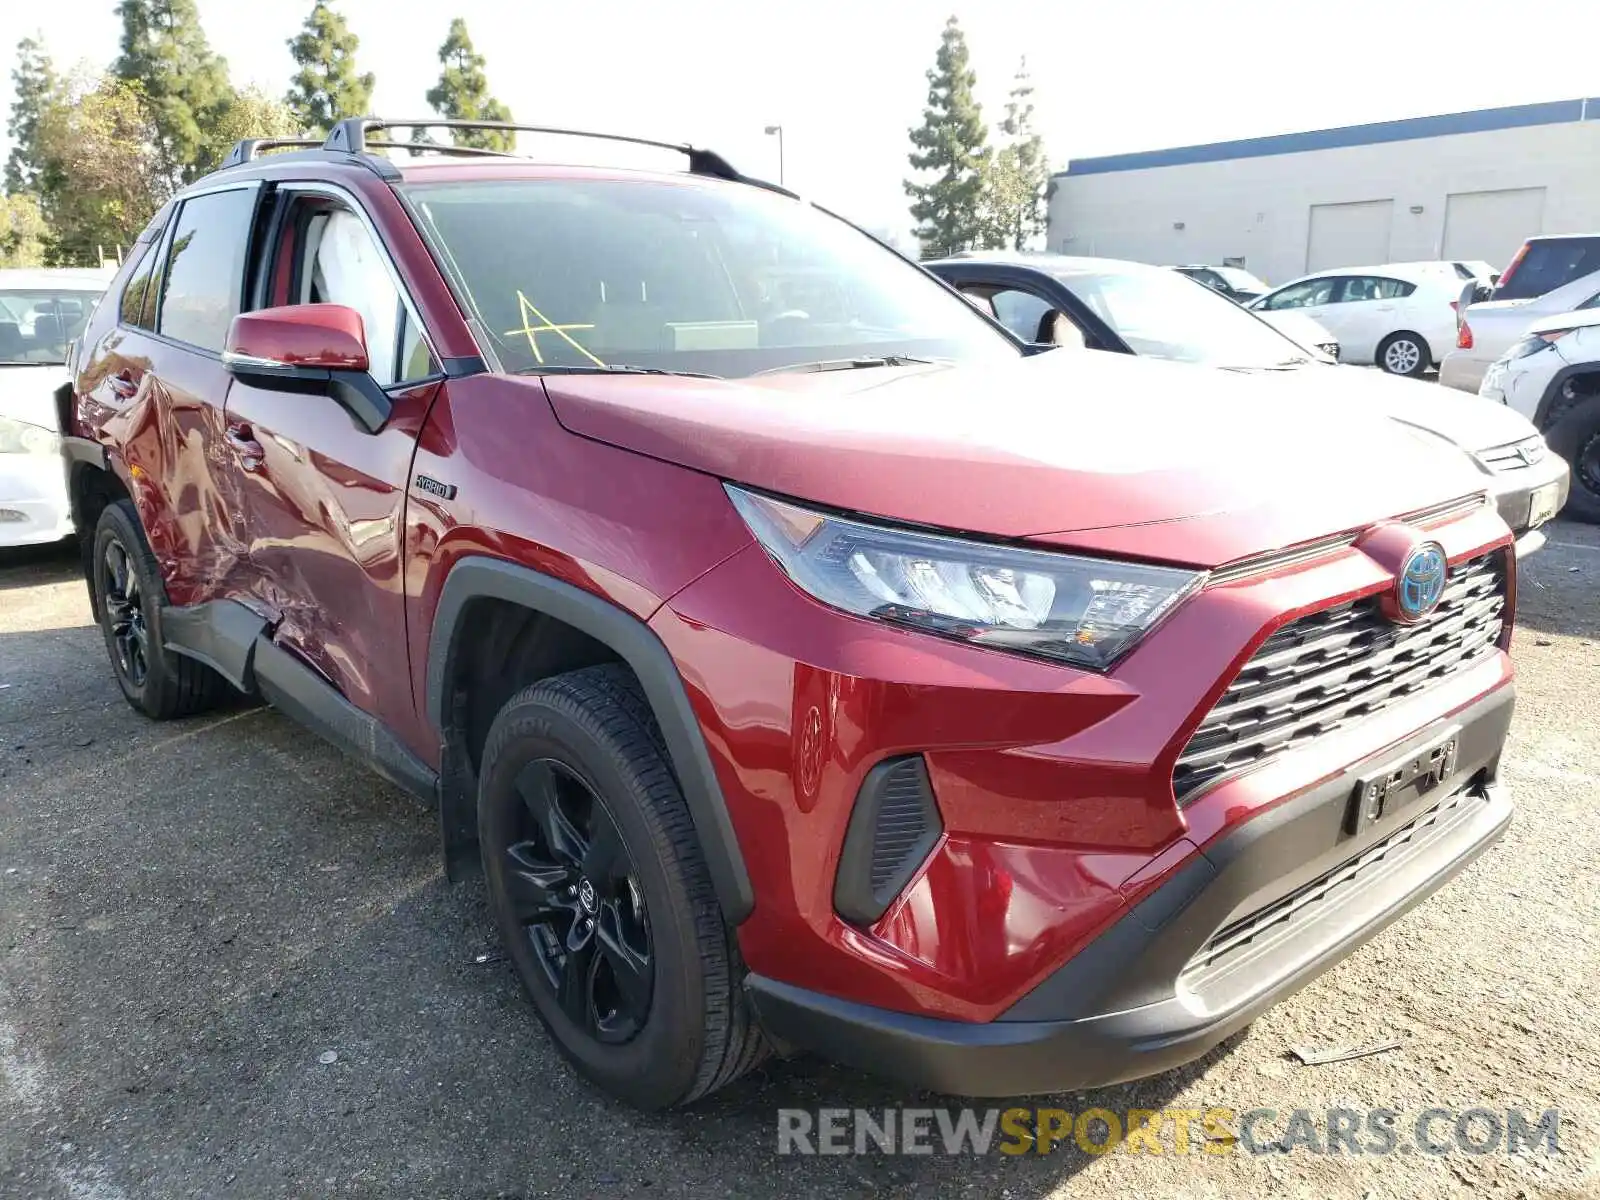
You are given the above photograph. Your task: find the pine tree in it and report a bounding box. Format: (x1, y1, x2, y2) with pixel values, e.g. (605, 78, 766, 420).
(425, 19, 514, 151)
(113, 0, 235, 183)
(904, 16, 989, 260)
(285, 1, 375, 138)
(5, 36, 56, 194)
(980, 58, 1051, 251)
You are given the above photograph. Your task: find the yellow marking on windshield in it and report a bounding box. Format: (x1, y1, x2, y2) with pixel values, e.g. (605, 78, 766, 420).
(505, 290, 604, 367)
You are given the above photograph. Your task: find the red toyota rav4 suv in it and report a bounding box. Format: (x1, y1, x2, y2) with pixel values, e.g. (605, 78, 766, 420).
(61, 119, 1517, 1110)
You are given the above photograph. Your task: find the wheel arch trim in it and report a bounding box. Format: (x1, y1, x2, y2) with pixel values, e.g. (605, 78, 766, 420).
(425, 556, 756, 924)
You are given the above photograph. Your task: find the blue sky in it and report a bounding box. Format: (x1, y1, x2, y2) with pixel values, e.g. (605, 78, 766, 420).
(5, 0, 1600, 241)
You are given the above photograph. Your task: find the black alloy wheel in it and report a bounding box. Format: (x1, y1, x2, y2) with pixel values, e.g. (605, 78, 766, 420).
(501, 758, 654, 1043)
(101, 537, 150, 688)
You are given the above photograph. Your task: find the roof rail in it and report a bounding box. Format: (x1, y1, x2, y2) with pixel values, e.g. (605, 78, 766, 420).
(221, 138, 325, 168)
(323, 117, 750, 185)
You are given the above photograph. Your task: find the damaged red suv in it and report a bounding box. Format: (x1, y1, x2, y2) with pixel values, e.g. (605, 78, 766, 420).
(62, 119, 1517, 1109)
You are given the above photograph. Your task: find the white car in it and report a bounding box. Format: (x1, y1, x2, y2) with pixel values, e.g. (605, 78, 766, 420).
(1248, 263, 1462, 377)
(0, 269, 113, 548)
(1441, 234, 1600, 394)
(1253, 309, 1340, 360)
(1480, 307, 1600, 523)
(926, 253, 1569, 553)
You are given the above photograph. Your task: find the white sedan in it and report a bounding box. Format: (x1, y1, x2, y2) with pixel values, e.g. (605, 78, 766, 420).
(1, 269, 113, 548)
(1247, 264, 1462, 377)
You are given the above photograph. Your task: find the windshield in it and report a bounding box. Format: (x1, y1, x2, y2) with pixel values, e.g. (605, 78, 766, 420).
(0, 289, 103, 365)
(403, 179, 1019, 377)
(1214, 267, 1268, 293)
(1054, 265, 1309, 368)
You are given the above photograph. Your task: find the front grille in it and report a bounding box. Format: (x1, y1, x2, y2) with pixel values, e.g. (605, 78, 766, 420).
(1479, 435, 1548, 472)
(1181, 786, 1484, 989)
(1173, 552, 1506, 804)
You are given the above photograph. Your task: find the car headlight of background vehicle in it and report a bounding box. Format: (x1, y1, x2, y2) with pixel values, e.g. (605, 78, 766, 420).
(727, 485, 1205, 670)
(1505, 330, 1569, 360)
(0, 415, 60, 456)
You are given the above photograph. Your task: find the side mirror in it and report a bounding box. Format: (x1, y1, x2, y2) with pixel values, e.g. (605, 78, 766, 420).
(223, 304, 390, 433)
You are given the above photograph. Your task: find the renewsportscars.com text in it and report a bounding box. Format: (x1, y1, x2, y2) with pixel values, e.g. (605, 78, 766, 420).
(776, 1106, 1563, 1157)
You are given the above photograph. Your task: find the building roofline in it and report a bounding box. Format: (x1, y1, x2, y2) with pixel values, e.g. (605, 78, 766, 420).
(1055, 96, 1600, 178)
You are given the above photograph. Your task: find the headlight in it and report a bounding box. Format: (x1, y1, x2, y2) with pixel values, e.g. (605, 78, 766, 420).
(0, 415, 60, 456)
(727, 486, 1205, 670)
(1506, 330, 1568, 360)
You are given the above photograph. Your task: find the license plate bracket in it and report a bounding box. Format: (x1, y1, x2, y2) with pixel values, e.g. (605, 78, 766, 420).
(1529, 481, 1561, 529)
(1348, 728, 1461, 836)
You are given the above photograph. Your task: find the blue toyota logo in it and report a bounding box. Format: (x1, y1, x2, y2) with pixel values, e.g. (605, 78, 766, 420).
(1396, 542, 1447, 622)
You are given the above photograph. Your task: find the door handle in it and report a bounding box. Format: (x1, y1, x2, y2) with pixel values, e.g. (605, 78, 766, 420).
(226, 423, 266, 471)
(108, 370, 138, 400)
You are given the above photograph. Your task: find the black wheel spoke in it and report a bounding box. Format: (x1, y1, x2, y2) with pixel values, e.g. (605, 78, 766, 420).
(557, 941, 597, 1029)
(597, 902, 652, 1017)
(516, 760, 589, 866)
(503, 841, 574, 922)
(581, 808, 625, 884)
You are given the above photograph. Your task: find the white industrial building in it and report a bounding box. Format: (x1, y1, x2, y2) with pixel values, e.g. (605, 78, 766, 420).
(1047, 97, 1600, 286)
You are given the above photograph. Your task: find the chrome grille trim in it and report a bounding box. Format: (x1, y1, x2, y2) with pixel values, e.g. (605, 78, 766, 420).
(1478, 435, 1549, 473)
(1174, 552, 1506, 805)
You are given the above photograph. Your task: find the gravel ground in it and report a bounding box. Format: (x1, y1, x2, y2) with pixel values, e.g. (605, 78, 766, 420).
(1, 525, 1598, 1200)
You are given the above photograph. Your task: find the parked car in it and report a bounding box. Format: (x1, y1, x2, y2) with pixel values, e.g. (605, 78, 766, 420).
(1441, 233, 1600, 394)
(926, 253, 1567, 554)
(1246, 263, 1461, 377)
(0, 268, 113, 547)
(1480, 307, 1600, 522)
(1169, 264, 1269, 304)
(66, 118, 1520, 1110)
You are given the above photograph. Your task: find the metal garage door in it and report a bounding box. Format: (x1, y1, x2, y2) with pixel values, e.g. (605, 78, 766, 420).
(1442, 188, 1547, 270)
(1307, 200, 1394, 272)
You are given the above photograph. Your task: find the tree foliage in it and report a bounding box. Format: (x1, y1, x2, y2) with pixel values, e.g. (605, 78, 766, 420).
(6, 36, 57, 194)
(213, 87, 301, 148)
(979, 58, 1050, 250)
(425, 19, 514, 151)
(114, 0, 235, 182)
(904, 16, 989, 260)
(34, 72, 169, 266)
(285, 1, 375, 137)
(0, 191, 49, 267)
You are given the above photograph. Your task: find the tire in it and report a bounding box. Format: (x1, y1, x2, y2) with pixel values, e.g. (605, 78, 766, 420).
(1546, 395, 1600, 524)
(478, 664, 767, 1109)
(1377, 332, 1429, 377)
(91, 499, 228, 719)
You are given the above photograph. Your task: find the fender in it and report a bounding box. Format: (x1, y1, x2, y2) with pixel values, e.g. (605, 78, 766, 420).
(1533, 360, 1600, 429)
(426, 556, 756, 924)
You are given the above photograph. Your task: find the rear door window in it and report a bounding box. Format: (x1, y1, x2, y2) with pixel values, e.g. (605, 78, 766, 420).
(1495, 237, 1600, 301)
(1333, 276, 1415, 302)
(155, 188, 257, 352)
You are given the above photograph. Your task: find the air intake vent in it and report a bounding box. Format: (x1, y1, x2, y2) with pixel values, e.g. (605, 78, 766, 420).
(834, 756, 943, 926)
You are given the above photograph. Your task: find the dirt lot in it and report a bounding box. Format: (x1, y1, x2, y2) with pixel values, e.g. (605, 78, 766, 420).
(2, 526, 1598, 1199)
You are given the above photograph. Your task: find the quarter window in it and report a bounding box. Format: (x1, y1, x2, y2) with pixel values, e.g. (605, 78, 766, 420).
(156, 188, 256, 352)
(119, 241, 158, 329)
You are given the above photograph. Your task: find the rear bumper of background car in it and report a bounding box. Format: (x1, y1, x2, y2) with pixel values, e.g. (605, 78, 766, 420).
(1440, 352, 1492, 394)
(748, 685, 1514, 1097)
(0, 455, 74, 547)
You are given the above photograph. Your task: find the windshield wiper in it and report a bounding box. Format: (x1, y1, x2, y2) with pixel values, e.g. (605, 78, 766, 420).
(754, 354, 936, 376)
(514, 363, 723, 379)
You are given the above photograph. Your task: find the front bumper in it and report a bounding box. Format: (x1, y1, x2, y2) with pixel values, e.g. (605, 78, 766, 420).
(748, 684, 1514, 1097)
(0, 454, 73, 547)
(1488, 452, 1570, 547)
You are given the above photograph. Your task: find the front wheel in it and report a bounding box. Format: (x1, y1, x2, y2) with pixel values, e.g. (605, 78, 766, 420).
(1546, 395, 1600, 524)
(91, 500, 227, 718)
(1377, 332, 1430, 377)
(478, 664, 767, 1108)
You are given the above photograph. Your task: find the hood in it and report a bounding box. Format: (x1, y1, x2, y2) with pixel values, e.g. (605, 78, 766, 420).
(1255, 362, 1538, 453)
(1254, 310, 1337, 353)
(0, 364, 67, 429)
(1528, 308, 1600, 336)
(542, 350, 1488, 569)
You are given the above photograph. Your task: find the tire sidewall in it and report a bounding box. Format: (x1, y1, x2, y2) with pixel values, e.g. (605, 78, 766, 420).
(92, 503, 161, 708)
(479, 696, 709, 1108)
(1379, 333, 1428, 377)
(1547, 396, 1600, 523)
